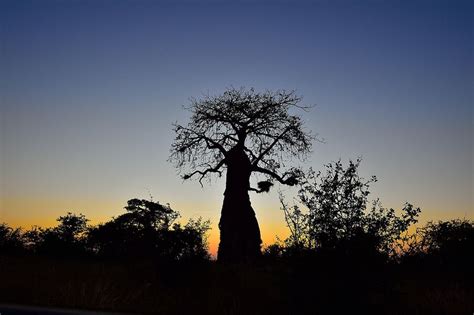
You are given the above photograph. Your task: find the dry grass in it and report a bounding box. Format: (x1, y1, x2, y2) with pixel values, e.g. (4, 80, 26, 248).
(0, 255, 472, 315)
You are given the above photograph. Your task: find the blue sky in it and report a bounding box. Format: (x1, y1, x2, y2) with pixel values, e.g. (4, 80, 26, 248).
(1, 0, 472, 253)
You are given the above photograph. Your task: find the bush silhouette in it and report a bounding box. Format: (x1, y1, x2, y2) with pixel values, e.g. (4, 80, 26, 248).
(278, 159, 421, 259)
(404, 219, 474, 268)
(87, 198, 210, 261)
(1, 194, 473, 314)
(0, 223, 25, 255)
(22, 213, 89, 257)
(1, 198, 210, 261)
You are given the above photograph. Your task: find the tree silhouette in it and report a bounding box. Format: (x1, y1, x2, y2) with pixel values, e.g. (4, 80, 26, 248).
(170, 87, 313, 262)
(123, 198, 179, 231)
(22, 212, 89, 256)
(87, 198, 210, 260)
(55, 212, 89, 243)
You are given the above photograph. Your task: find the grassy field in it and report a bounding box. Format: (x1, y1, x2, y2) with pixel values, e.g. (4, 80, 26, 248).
(1, 255, 472, 315)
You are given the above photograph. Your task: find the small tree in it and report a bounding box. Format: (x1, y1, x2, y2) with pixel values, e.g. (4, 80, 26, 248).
(87, 198, 210, 261)
(124, 198, 179, 231)
(25, 212, 89, 256)
(170, 87, 313, 262)
(281, 159, 421, 257)
(55, 212, 89, 243)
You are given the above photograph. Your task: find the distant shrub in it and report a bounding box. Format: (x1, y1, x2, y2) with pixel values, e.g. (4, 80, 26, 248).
(87, 198, 211, 261)
(402, 219, 474, 267)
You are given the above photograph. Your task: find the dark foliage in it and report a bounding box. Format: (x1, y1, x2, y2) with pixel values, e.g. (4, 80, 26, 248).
(20, 213, 89, 257)
(1, 252, 472, 315)
(1, 195, 472, 314)
(0, 223, 25, 254)
(402, 219, 474, 269)
(1, 199, 210, 262)
(0, 165, 471, 314)
(261, 215, 473, 314)
(277, 159, 421, 259)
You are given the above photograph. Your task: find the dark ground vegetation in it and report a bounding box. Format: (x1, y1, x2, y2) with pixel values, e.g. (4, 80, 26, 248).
(0, 240, 472, 315)
(1, 161, 472, 314)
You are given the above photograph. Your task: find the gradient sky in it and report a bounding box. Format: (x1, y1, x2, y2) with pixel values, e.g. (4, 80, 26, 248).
(1, 0, 472, 255)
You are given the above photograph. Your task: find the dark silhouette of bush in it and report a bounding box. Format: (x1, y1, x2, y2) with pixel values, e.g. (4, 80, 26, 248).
(87, 198, 211, 261)
(403, 219, 474, 268)
(1, 197, 472, 314)
(1, 198, 211, 261)
(0, 223, 25, 255)
(278, 159, 421, 260)
(123, 198, 180, 230)
(22, 213, 89, 257)
(164, 218, 212, 261)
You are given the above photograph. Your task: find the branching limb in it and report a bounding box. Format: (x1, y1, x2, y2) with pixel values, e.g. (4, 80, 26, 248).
(176, 125, 228, 155)
(183, 159, 226, 186)
(170, 88, 314, 187)
(252, 126, 292, 166)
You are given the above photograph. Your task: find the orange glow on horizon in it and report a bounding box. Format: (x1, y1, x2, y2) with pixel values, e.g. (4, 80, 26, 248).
(1, 196, 472, 258)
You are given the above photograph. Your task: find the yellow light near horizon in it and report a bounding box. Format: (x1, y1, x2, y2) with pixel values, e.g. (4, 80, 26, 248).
(1, 196, 472, 258)
(0, 197, 124, 229)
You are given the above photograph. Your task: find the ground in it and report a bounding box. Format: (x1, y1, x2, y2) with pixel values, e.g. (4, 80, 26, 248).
(1, 255, 472, 315)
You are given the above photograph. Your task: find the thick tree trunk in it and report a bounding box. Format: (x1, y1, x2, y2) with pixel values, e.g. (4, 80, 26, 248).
(217, 147, 262, 262)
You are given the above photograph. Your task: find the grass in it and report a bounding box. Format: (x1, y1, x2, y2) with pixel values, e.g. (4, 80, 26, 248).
(0, 255, 472, 314)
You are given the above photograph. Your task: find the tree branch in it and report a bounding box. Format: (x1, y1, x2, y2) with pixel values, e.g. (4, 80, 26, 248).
(179, 126, 228, 155)
(183, 159, 226, 186)
(252, 166, 298, 186)
(252, 126, 292, 166)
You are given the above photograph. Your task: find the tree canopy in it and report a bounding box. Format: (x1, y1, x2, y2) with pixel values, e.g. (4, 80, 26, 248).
(170, 87, 314, 190)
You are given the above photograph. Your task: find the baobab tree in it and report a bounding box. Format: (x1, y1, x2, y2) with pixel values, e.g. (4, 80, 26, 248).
(170, 88, 314, 262)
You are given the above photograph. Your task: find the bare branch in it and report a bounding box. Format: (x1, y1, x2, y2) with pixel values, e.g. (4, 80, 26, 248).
(252, 166, 299, 186)
(170, 87, 314, 184)
(183, 159, 226, 186)
(252, 126, 292, 166)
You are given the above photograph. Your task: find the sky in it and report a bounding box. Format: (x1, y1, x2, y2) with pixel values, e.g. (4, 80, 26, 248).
(1, 0, 472, 256)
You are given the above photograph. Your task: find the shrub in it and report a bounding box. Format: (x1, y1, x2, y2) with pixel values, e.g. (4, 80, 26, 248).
(279, 159, 421, 258)
(0, 223, 25, 254)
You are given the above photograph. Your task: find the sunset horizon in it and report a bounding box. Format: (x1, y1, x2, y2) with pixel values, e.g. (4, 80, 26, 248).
(0, 1, 472, 313)
(1, 0, 473, 258)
